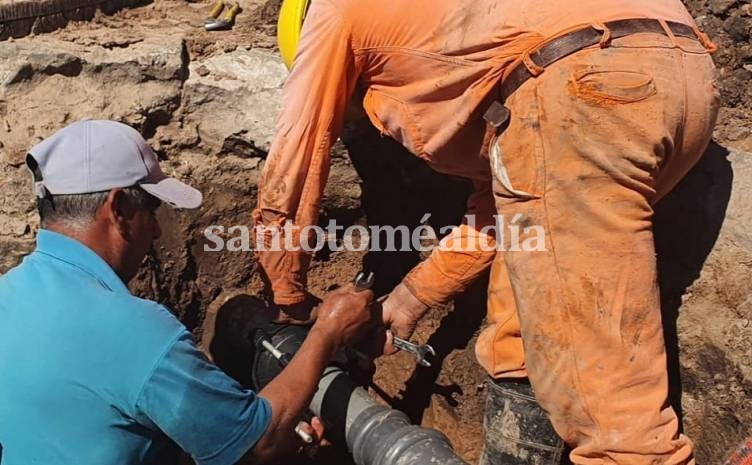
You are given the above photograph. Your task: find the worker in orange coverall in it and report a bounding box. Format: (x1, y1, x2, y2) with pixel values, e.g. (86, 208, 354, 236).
(253, 0, 720, 463)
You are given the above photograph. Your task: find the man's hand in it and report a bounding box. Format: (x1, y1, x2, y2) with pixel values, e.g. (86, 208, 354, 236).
(311, 284, 374, 350)
(294, 417, 329, 458)
(250, 284, 373, 464)
(381, 282, 430, 355)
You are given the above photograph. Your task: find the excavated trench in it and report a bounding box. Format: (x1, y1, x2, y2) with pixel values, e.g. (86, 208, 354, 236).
(0, 1, 750, 464)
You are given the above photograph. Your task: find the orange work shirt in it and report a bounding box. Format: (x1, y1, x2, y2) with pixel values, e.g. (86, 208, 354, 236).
(255, 0, 696, 305)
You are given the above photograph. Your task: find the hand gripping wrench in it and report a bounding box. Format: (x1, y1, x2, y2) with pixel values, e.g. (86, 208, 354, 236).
(353, 272, 436, 367)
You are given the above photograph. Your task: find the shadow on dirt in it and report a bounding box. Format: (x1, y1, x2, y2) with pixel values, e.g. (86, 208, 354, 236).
(654, 140, 733, 425)
(343, 121, 488, 422)
(342, 121, 474, 296)
(391, 277, 488, 423)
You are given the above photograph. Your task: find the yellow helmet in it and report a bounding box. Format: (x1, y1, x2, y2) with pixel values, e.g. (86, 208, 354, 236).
(277, 0, 311, 70)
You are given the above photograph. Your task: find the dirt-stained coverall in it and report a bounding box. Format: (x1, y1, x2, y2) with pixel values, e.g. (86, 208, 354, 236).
(254, 0, 719, 463)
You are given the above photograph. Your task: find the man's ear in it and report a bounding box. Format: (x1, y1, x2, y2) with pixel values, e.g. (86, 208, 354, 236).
(103, 188, 135, 238)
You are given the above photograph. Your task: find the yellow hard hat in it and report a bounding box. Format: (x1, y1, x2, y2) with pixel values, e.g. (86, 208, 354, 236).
(277, 0, 311, 69)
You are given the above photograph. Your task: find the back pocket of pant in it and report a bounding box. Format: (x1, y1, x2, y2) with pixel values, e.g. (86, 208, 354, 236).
(571, 68, 656, 105)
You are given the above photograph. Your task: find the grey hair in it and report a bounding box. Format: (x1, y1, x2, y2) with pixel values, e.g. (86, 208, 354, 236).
(38, 187, 155, 230)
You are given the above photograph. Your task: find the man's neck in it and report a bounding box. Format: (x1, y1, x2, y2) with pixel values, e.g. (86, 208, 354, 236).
(45, 223, 128, 283)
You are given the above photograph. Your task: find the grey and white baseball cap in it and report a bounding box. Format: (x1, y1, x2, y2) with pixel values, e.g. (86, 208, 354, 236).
(26, 119, 202, 209)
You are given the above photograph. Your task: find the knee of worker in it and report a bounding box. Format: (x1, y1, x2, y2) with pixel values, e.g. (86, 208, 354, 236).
(485, 252, 520, 332)
(476, 269, 526, 378)
(475, 325, 526, 378)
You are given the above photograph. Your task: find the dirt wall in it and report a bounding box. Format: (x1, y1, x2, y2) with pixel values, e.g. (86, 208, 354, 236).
(686, 0, 752, 149)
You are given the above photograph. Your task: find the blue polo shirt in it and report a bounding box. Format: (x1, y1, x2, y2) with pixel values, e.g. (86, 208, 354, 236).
(0, 230, 271, 465)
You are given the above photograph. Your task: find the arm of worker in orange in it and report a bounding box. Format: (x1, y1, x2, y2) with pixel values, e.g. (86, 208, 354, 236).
(381, 180, 497, 349)
(253, 0, 360, 316)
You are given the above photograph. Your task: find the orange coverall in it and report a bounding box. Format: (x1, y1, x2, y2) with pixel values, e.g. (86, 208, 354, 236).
(254, 1, 719, 463)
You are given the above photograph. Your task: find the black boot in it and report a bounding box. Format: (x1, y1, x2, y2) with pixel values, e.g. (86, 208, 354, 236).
(480, 378, 565, 465)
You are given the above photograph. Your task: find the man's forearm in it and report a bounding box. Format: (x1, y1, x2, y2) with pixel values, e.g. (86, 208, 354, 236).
(403, 222, 496, 307)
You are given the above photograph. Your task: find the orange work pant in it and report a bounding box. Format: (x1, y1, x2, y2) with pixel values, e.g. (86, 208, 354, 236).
(475, 33, 719, 464)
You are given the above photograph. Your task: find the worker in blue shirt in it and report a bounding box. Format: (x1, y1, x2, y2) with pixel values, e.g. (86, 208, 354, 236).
(0, 119, 374, 465)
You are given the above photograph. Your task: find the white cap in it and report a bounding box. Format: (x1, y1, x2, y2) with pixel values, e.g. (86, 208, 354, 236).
(26, 119, 202, 209)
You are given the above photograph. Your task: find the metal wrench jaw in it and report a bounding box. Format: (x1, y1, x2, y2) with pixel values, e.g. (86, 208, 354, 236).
(410, 347, 434, 367)
(415, 356, 432, 367)
(392, 335, 436, 367)
(353, 271, 375, 291)
(414, 344, 436, 367)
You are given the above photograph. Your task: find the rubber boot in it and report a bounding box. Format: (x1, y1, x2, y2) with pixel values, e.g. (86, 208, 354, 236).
(480, 378, 565, 465)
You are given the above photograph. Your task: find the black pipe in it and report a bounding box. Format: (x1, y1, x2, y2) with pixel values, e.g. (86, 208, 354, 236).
(249, 324, 469, 465)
